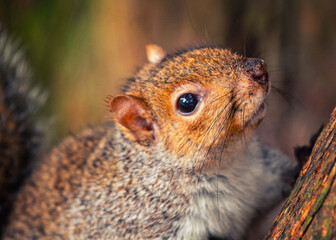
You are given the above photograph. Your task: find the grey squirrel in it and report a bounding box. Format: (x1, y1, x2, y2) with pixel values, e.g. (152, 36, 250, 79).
(0, 31, 299, 239)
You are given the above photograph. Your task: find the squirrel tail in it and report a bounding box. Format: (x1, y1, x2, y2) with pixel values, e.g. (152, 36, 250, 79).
(0, 28, 47, 233)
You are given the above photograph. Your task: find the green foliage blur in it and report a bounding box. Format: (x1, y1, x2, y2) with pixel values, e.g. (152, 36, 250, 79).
(0, 0, 92, 85)
(0, 0, 335, 156)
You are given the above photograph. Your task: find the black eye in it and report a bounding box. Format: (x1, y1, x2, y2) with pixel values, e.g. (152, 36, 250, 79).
(177, 93, 199, 114)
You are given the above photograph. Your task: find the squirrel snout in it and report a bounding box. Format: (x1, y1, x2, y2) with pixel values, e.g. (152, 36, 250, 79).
(245, 58, 269, 86)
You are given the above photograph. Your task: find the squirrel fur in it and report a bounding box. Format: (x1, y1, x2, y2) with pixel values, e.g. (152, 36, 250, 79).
(0, 29, 46, 235)
(1, 37, 299, 239)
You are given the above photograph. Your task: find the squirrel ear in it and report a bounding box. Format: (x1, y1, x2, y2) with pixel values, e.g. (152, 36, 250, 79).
(146, 44, 166, 64)
(109, 94, 156, 144)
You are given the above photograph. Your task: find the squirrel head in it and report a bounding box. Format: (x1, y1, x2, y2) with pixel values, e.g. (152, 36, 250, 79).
(108, 44, 270, 170)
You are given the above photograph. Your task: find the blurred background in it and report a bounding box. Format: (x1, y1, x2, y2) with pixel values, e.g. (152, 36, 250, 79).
(0, 0, 335, 159)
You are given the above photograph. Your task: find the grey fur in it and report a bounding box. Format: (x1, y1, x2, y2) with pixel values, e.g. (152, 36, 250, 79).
(0, 29, 47, 234)
(3, 123, 296, 239)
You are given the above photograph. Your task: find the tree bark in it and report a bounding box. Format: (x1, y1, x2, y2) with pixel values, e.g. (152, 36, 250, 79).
(265, 107, 336, 240)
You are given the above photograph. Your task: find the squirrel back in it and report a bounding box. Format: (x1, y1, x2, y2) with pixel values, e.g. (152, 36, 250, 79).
(0, 29, 46, 235)
(2, 43, 299, 239)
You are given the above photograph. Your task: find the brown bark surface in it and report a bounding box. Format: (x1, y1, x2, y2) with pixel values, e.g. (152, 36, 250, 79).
(265, 107, 336, 240)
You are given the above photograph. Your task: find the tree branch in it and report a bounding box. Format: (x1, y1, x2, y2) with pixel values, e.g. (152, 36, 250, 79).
(265, 107, 336, 239)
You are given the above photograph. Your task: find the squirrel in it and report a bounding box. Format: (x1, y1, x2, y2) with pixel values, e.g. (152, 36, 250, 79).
(0, 33, 300, 239)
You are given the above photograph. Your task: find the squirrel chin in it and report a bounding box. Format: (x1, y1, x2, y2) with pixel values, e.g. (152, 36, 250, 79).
(246, 102, 267, 126)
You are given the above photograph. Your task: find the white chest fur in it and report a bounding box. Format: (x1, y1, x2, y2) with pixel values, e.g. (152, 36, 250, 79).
(177, 138, 292, 240)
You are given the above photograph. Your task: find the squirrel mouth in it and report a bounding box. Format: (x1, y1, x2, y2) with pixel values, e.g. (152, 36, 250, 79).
(246, 102, 266, 125)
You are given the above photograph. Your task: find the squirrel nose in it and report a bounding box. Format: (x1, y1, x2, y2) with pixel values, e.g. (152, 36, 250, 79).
(245, 58, 269, 85)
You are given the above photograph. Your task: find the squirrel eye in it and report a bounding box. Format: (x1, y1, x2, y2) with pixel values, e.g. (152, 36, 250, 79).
(176, 93, 199, 114)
